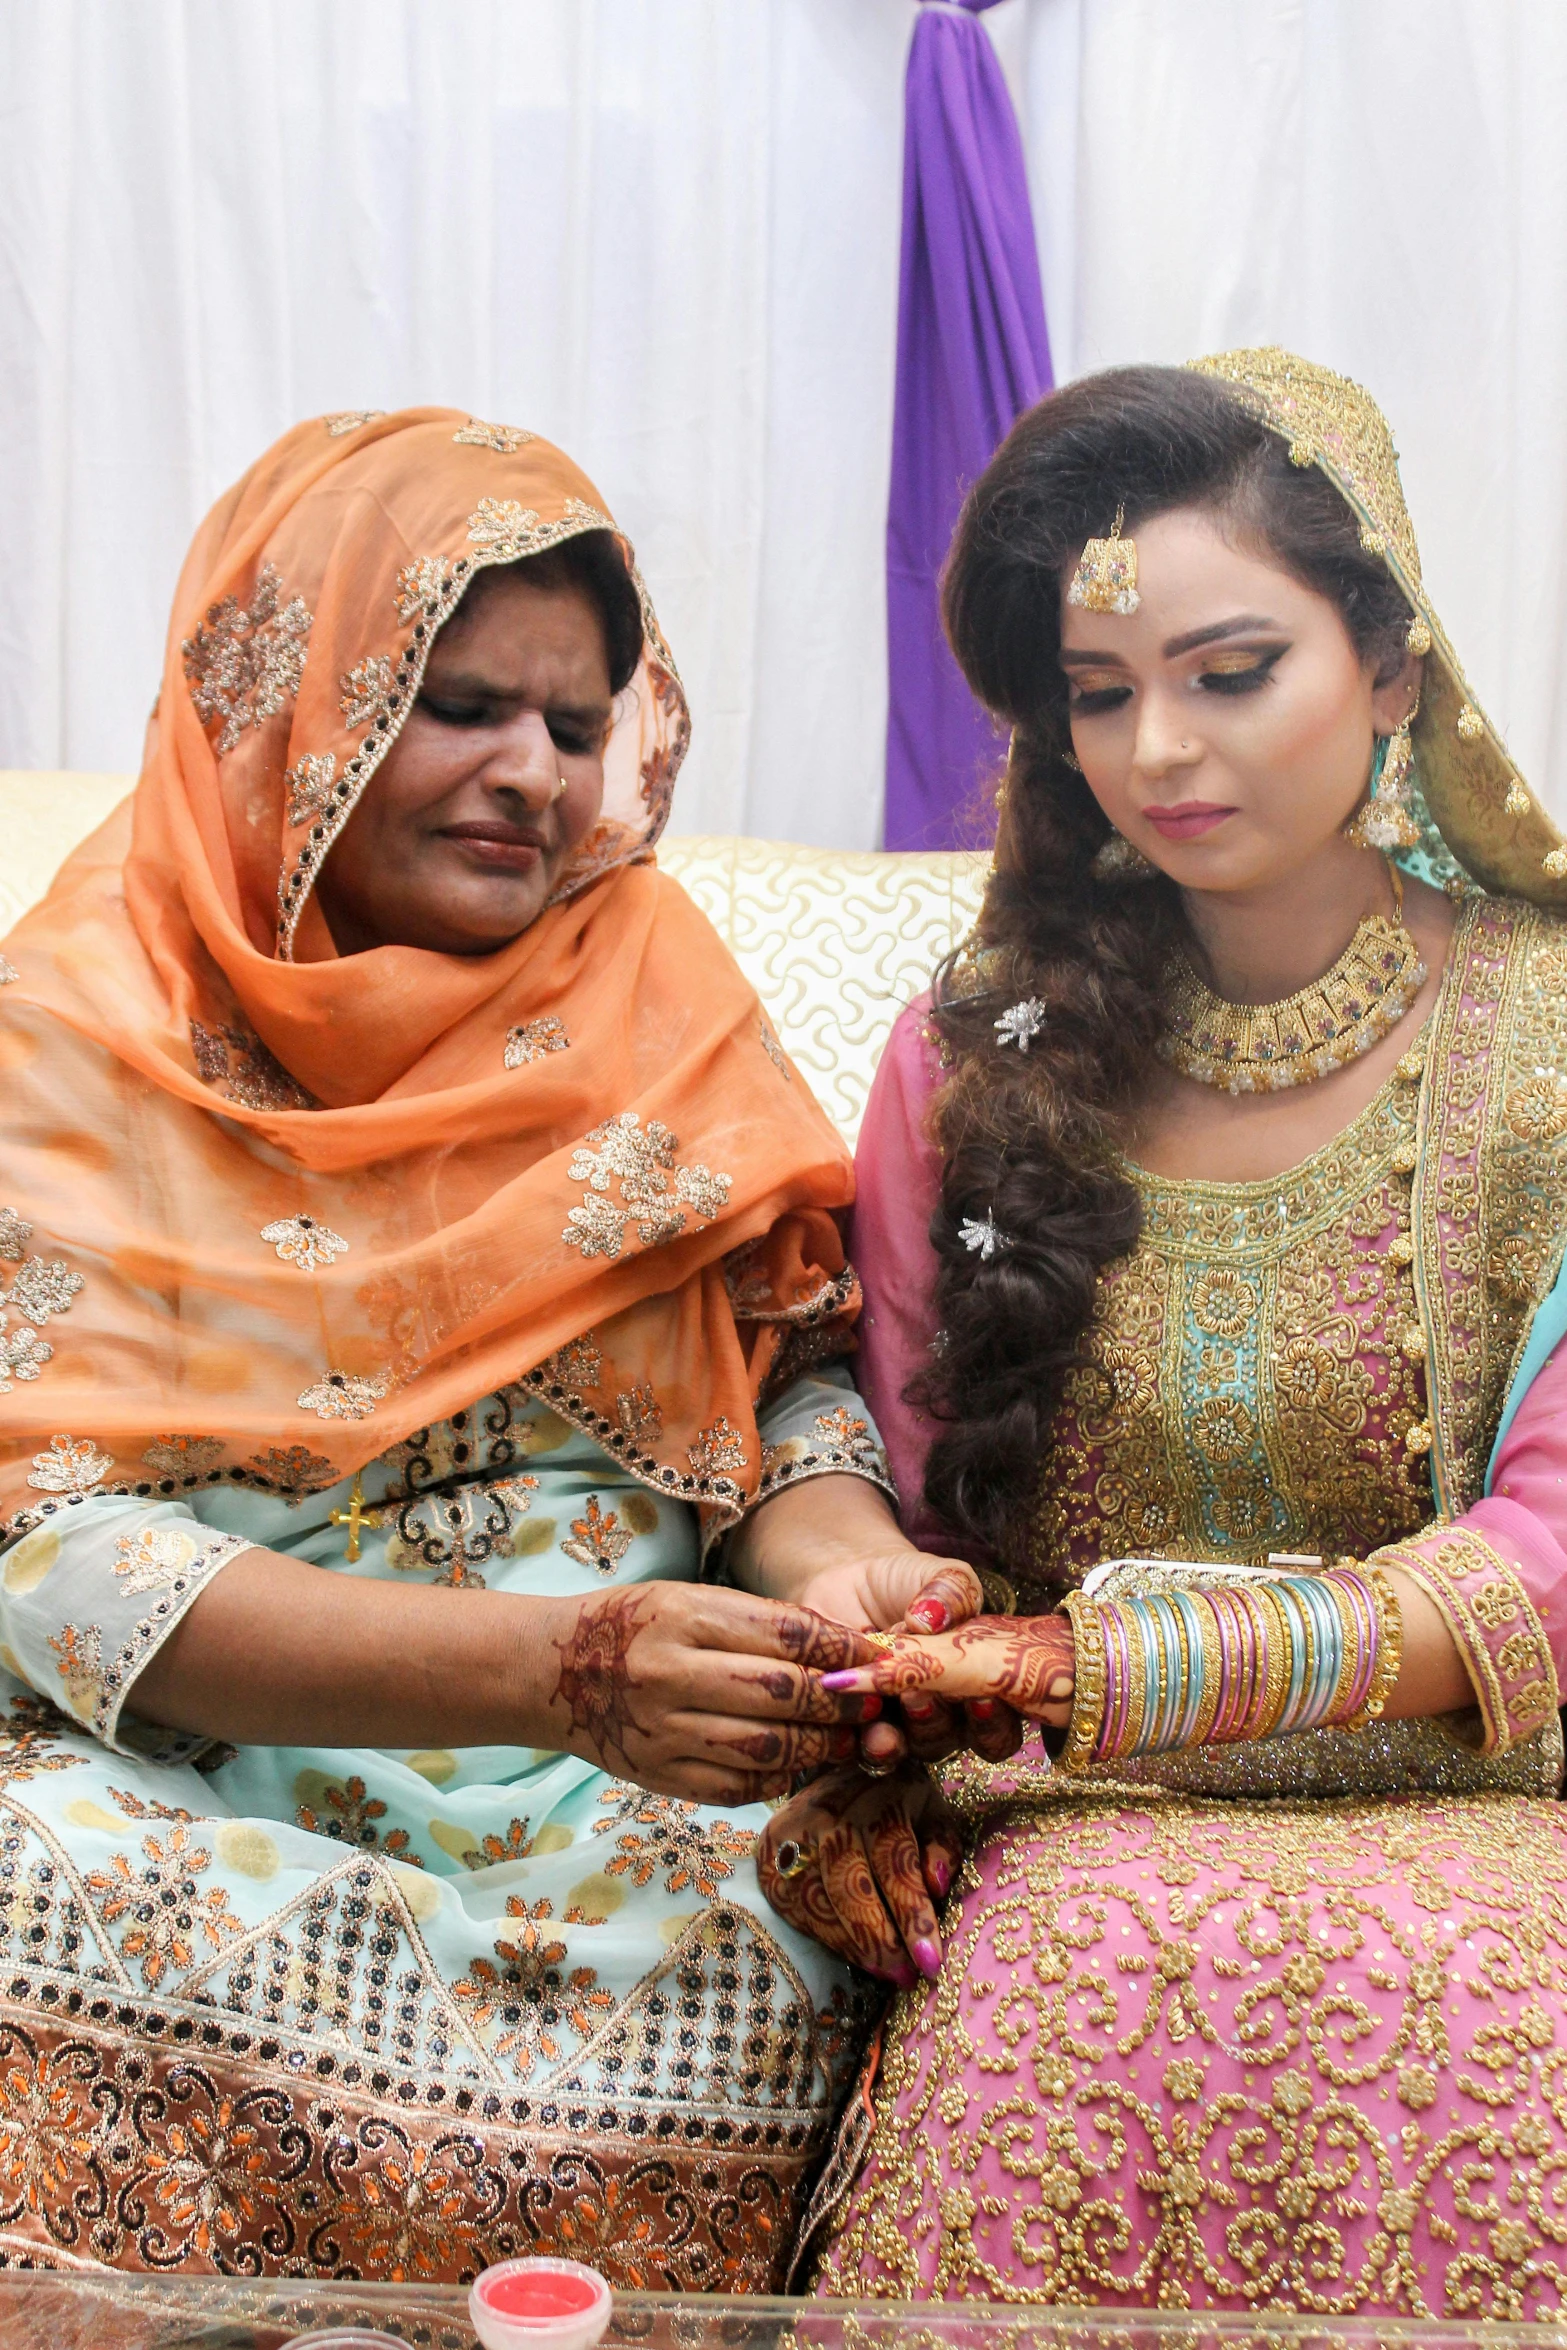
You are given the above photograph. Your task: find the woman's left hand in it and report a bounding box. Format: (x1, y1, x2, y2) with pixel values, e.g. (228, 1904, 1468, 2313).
(793, 1554, 1023, 1764)
(757, 1760, 964, 1984)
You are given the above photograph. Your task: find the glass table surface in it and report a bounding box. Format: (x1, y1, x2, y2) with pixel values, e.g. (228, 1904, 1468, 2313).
(0, 2281, 1561, 2350)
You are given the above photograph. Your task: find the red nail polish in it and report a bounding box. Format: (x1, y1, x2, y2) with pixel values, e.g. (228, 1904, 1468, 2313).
(928, 1855, 952, 1896)
(904, 1695, 935, 1721)
(908, 1599, 949, 1633)
(859, 1693, 883, 1723)
(969, 1698, 997, 1720)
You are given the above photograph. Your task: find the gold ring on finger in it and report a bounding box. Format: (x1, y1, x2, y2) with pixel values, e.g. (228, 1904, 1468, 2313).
(862, 1629, 898, 1651)
(859, 1755, 899, 1779)
(774, 1839, 817, 1879)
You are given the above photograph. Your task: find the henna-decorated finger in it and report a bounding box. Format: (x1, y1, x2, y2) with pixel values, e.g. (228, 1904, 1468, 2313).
(898, 1561, 984, 1636)
(819, 1818, 914, 1985)
(760, 1838, 866, 1970)
(865, 1804, 940, 1973)
(694, 1716, 853, 1778)
(820, 1613, 1077, 1718)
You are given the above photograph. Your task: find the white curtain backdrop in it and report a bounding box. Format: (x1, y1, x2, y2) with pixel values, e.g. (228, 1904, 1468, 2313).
(5, 0, 1567, 842)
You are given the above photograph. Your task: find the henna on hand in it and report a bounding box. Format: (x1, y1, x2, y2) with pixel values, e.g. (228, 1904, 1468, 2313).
(819, 1611, 1077, 1720)
(551, 1587, 657, 1775)
(758, 1762, 962, 1980)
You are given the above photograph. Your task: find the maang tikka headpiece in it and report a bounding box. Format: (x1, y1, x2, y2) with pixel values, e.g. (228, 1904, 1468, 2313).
(1068, 504, 1140, 616)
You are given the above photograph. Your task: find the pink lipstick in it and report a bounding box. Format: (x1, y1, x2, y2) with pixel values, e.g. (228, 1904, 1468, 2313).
(1141, 801, 1236, 841)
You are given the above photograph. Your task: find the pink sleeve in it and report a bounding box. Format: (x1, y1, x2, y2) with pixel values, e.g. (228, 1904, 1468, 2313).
(1373, 1341, 1567, 1751)
(848, 999, 956, 1551)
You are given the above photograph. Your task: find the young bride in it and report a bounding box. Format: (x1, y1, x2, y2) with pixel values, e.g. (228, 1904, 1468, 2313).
(764, 351, 1567, 2319)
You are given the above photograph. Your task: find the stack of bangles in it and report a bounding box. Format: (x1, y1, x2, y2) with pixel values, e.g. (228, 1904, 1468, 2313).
(1058, 1562, 1402, 1776)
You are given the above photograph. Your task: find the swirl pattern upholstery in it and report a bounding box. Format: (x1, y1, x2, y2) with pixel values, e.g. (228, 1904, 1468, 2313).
(0, 776, 990, 1143)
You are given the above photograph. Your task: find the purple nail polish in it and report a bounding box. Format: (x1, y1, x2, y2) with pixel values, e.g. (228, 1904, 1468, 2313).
(912, 1935, 942, 1979)
(928, 1855, 952, 1896)
(820, 1670, 860, 1693)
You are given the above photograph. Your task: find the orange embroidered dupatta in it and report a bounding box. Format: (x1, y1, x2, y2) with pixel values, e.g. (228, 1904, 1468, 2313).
(0, 411, 855, 1538)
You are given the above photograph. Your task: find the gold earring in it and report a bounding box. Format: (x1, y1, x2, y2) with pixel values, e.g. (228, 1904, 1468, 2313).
(1068, 505, 1140, 616)
(1345, 706, 1421, 852)
(1092, 829, 1158, 882)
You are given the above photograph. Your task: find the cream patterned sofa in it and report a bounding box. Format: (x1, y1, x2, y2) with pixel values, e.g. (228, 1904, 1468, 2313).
(0, 773, 989, 1143)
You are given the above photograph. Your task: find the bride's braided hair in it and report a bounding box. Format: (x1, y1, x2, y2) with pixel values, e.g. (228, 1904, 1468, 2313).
(917, 365, 1414, 1575)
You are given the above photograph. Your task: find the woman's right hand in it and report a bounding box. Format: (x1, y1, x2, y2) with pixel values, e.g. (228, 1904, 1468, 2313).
(537, 1582, 887, 1806)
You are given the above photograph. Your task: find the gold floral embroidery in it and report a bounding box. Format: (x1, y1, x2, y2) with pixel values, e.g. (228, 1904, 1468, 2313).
(339, 655, 395, 730)
(615, 1384, 663, 1444)
(296, 1371, 387, 1422)
(0, 1322, 51, 1393)
(467, 495, 611, 562)
(1508, 1069, 1567, 1143)
(86, 1829, 243, 1988)
(324, 410, 384, 435)
(246, 1443, 336, 1495)
(591, 1787, 755, 1897)
(113, 1526, 198, 1597)
(48, 1623, 102, 1718)
(453, 1895, 616, 2080)
(1188, 1269, 1259, 1340)
(504, 1017, 569, 1070)
(687, 1416, 747, 1480)
(453, 419, 537, 452)
(821, 1791, 1567, 2317)
(181, 563, 312, 755)
(561, 1112, 731, 1261)
(284, 752, 338, 828)
(4, 1256, 82, 1322)
(295, 1774, 419, 1864)
(561, 1497, 634, 1577)
(394, 557, 450, 621)
(0, 1210, 30, 1261)
(190, 1021, 317, 1114)
(27, 1436, 112, 1496)
(259, 1215, 349, 1272)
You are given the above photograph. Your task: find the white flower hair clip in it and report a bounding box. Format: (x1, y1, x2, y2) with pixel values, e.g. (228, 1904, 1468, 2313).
(995, 999, 1046, 1052)
(959, 1212, 1012, 1262)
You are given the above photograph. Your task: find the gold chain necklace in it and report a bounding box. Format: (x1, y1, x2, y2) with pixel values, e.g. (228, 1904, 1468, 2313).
(1157, 859, 1427, 1095)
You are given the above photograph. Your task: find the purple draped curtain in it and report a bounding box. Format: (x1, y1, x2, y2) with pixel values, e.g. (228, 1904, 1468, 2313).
(883, 0, 1053, 851)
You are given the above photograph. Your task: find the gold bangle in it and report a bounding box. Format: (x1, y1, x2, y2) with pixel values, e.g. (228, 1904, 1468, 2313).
(1344, 1563, 1403, 1730)
(1060, 1592, 1106, 1774)
(1322, 1568, 1363, 1724)
(1249, 1580, 1292, 1741)
(1190, 1589, 1224, 1748)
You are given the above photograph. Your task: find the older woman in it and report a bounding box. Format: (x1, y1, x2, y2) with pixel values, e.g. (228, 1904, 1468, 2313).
(765, 353, 1567, 2318)
(0, 411, 965, 2284)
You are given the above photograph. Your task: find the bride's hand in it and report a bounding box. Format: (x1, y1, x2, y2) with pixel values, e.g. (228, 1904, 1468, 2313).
(819, 1611, 1077, 1727)
(757, 1761, 964, 1983)
(792, 1555, 1023, 1765)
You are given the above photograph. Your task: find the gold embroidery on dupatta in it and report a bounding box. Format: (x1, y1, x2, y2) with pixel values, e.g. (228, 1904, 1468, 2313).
(190, 1021, 318, 1114)
(284, 752, 338, 827)
(181, 563, 312, 756)
(561, 1113, 731, 1261)
(259, 1216, 349, 1272)
(453, 419, 538, 453)
(27, 1436, 112, 1495)
(296, 1372, 388, 1422)
(504, 1017, 569, 1069)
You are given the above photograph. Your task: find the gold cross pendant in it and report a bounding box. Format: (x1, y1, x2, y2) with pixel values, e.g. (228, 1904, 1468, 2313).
(329, 1471, 370, 1563)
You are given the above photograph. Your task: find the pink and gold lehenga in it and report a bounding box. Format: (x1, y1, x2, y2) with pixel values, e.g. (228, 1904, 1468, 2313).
(814, 355, 1567, 2320)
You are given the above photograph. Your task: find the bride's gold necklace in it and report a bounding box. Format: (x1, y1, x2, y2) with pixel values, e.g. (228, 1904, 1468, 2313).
(1157, 858, 1426, 1096)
